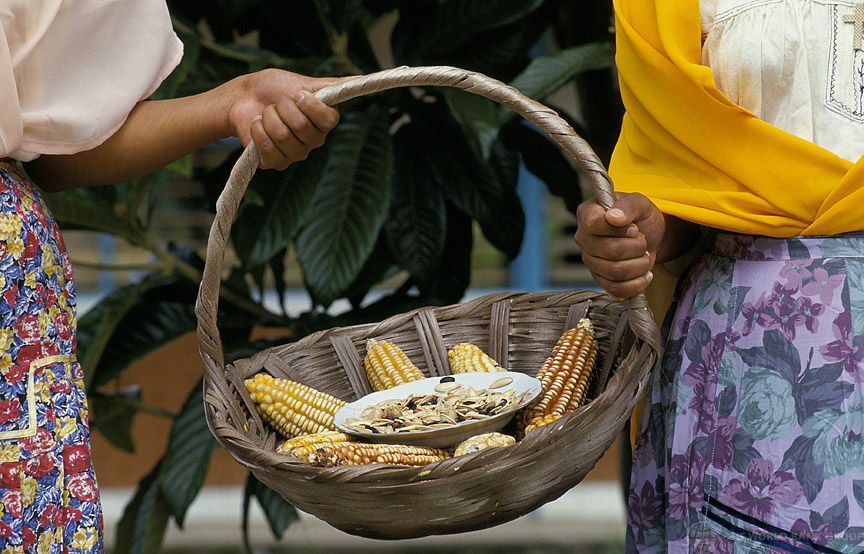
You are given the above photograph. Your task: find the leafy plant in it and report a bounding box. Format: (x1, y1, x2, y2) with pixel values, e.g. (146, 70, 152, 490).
(43, 0, 619, 551)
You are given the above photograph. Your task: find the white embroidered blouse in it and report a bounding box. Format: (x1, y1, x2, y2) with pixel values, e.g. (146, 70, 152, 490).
(700, 0, 864, 162)
(0, 0, 183, 161)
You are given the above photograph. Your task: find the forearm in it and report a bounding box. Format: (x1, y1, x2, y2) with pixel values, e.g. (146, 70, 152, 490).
(26, 82, 236, 191)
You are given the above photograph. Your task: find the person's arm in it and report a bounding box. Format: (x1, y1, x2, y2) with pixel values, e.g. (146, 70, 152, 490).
(573, 192, 699, 298)
(26, 69, 343, 191)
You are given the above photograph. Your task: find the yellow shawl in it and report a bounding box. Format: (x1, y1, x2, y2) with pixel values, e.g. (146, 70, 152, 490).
(610, 0, 864, 236)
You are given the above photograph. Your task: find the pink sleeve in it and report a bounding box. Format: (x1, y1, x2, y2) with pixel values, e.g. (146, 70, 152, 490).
(1, 0, 183, 161)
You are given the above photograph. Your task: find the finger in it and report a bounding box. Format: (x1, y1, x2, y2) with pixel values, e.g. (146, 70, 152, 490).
(576, 200, 639, 239)
(582, 248, 652, 282)
(295, 90, 341, 133)
(593, 271, 654, 299)
(251, 112, 297, 170)
(604, 192, 658, 228)
(271, 97, 324, 149)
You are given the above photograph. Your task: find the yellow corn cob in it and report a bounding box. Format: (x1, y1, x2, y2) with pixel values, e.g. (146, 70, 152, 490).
(453, 432, 516, 456)
(520, 318, 598, 428)
(524, 413, 563, 434)
(448, 342, 505, 373)
(277, 430, 353, 462)
(310, 442, 450, 467)
(245, 373, 346, 439)
(363, 338, 425, 391)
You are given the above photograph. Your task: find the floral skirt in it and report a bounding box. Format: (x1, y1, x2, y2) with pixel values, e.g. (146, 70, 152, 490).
(627, 232, 864, 554)
(0, 161, 102, 553)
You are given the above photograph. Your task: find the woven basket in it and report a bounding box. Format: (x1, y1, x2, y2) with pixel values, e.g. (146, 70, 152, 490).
(195, 66, 660, 540)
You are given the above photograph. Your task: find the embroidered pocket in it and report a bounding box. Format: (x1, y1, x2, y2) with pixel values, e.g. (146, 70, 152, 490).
(0, 354, 77, 440)
(826, 2, 864, 122)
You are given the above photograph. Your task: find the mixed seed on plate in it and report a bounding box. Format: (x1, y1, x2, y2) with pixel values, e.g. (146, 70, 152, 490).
(342, 376, 519, 435)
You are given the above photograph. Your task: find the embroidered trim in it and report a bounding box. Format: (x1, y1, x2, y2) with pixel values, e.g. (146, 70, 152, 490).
(0, 354, 77, 440)
(826, 3, 864, 122)
(703, 494, 845, 554)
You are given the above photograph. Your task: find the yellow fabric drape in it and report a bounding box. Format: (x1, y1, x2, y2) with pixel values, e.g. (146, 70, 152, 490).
(610, 0, 864, 237)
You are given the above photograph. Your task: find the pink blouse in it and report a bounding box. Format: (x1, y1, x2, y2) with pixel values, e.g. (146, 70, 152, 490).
(0, 0, 183, 161)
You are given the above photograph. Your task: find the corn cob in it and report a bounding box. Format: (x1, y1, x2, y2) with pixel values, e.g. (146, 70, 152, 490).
(363, 338, 425, 391)
(524, 413, 563, 434)
(453, 432, 516, 456)
(520, 318, 598, 429)
(310, 442, 449, 467)
(245, 373, 346, 439)
(448, 342, 505, 373)
(277, 431, 353, 462)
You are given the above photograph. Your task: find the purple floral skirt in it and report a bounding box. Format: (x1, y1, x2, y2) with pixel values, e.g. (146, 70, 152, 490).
(0, 161, 102, 552)
(627, 232, 864, 554)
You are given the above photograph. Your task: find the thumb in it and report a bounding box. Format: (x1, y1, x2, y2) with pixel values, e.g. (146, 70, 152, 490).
(604, 192, 657, 228)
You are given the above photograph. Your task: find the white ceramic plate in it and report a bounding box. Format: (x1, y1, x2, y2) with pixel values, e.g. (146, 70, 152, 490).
(334, 371, 541, 449)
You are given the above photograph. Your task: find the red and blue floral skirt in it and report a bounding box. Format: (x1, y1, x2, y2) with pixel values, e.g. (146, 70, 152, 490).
(0, 160, 102, 552)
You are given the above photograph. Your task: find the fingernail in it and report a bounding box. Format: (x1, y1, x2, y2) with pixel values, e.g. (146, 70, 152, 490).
(295, 90, 308, 104)
(607, 208, 625, 219)
(646, 271, 654, 283)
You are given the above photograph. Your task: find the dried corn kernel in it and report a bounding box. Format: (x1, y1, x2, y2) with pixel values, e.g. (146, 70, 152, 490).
(364, 338, 425, 391)
(524, 413, 563, 434)
(277, 431, 353, 462)
(520, 318, 598, 429)
(448, 342, 505, 373)
(310, 442, 449, 467)
(453, 432, 516, 456)
(245, 373, 346, 439)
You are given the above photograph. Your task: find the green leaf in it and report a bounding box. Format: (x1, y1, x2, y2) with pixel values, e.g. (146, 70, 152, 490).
(422, 204, 473, 302)
(441, 89, 501, 161)
(296, 103, 393, 306)
(407, 101, 524, 259)
(114, 463, 171, 554)
(244, 473, 299, 541)
(387, 120, 447, 279)
(502, 42, 615, 123)
(43, 188, 138, 242)
(89, 387, 142, 453)
(78, 273, 169, 389)
(231, 147, 326, 268)
(158, 379, 219, 527)
(392, 0, 546, 61)
(502, 120, 584, 215)
(84, 278, 200, 390)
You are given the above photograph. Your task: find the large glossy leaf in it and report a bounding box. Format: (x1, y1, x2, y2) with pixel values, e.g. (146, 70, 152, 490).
(84, 278, 225, 390)
(421, 204, 473, 302)
(341, 235, 400, 310)
(158, 379, 218, 527)
(392, 0, 546, 62)
(243, 473, 299, 544)
(89, 387, 142, 453)
(296, 103, 393, 306)
(43, 189, 138, 242)
(441, 90, 500, 161)
(502, 120, 584, 215)
(387, 120, 448, 278)
(78, 273, 171, 389)
(114, 463, 171, 554)
(231, 146, 326, 268)
(407, 101, 524, 259)
(502, 42, 615, 123)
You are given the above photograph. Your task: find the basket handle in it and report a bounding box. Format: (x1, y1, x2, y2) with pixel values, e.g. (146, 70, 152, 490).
(195, 65, 659, 372)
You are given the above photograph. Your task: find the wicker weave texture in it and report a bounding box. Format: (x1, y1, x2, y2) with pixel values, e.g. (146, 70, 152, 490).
(195, 66, 660, 540)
